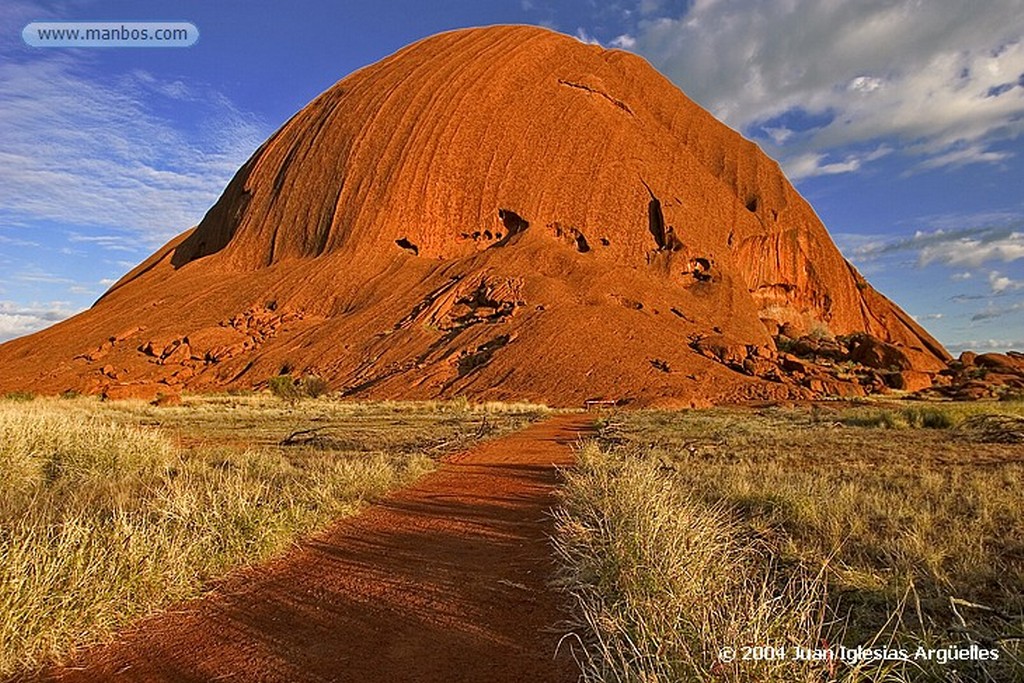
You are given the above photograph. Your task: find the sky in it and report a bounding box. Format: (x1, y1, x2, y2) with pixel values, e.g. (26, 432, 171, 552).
(1, 0, 1022, 353)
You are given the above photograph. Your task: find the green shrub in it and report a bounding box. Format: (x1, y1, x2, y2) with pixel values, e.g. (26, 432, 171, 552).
(267, 375, 300, 401)
(902, 406, 956, 429)
(448, 395, 471, 412)
(841, 408, 908, 429)
(268, 374, 330, 400)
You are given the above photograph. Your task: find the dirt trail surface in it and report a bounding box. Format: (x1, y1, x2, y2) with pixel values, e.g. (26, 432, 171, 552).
(27, 414, 590, 683)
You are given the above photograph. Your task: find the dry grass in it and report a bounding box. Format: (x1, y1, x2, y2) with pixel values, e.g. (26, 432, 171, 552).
(0, 394, 548, 677)
(836, 401, 1024, 430)
(554, 444, 839, 682)
(556, 401, 1024, 682)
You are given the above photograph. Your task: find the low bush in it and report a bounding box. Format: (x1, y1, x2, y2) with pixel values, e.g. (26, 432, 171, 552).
(269, 374, 330, 400)
(300, 374, 330, 398)
(267, 374, 300, 400)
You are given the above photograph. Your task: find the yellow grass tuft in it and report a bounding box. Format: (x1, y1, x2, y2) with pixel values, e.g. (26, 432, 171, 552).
(554, 443, 838, 682)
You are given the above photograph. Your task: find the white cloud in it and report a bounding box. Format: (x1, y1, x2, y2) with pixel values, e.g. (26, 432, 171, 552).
(610, 34, 637, 49)
(13, 270, 74, 284)
(820, 224, 1023, 353)
(639, 0, 665, 15)
(632, 0, 1024, 172)
(847, 226, 1024, 267)
(67, 233, 147, 254)
(916, 144, 1011, 171)
(918, 231, 1024, 268)
(761, 126, 793, 145)
(786, 153, 861, 180)
(989, 270, 1024, 292)
(0, 233, 39, 248)
(848, 76, 884, 93)
(920, 210, 1024, 230)
(0, 0, 56, 51)
(784, 145, 892, 179)
(0, 55, 268, 247)
(0, 300, 80, 342)
(574, 28, 602, 45)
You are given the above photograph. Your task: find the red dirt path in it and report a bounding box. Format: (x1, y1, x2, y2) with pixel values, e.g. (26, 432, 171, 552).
(27, 414, 591, 683)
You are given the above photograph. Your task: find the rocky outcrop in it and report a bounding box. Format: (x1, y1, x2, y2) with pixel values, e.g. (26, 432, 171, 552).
(924, 351, 1024, 401)
(0, 26, 950, 406)
(752, 336, 1024, 401)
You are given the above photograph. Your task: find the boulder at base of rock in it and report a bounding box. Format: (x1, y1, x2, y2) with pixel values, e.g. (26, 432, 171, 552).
(975, 353, 1024, 373)
(885, 370, 933, 393)
(848, 335, 913, 371)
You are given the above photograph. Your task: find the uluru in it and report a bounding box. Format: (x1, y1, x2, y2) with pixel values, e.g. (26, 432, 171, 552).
(0, 24, 952, 406)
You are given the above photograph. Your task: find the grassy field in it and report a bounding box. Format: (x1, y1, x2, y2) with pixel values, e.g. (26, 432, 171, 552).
(0, 393, 548, 677)
(554, 400, 1024, 682)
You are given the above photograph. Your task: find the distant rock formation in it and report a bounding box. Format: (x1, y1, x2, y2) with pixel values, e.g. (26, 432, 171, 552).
(0, 25, 951, 406)
(928, 351, 1024, 401)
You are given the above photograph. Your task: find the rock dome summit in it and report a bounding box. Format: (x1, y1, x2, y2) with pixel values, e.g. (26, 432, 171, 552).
(0, 25, 952, 405)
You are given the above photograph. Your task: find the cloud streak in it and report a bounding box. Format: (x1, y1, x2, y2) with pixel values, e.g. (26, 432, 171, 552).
(844, 225, 1024, 268)
(0, 54, 268, 247)
(945, 337, 1024, 354)
(970, 300, 1024, 322)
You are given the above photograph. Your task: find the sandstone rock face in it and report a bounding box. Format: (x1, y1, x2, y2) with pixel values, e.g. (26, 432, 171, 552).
(0, 26, 950, 405)
(848, 335, 914, 371)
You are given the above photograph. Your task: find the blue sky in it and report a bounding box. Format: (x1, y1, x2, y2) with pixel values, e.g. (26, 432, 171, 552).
(1, 0, 1022, 353)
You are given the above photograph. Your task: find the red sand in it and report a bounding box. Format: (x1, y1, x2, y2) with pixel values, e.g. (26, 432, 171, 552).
(0, 25, 948, 405)
(26, 414, 590, 683)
